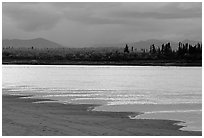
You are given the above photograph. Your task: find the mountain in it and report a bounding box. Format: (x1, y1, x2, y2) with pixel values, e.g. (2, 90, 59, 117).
(181, 39, 202, 46)
(130, 39, 178, 50)
(2, 38, 201, 50)
(94, 39, 202, 50)
(2, 38, 64, 49)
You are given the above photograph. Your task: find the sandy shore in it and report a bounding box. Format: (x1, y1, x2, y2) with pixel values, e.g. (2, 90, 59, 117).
(2, 95, 202, 136)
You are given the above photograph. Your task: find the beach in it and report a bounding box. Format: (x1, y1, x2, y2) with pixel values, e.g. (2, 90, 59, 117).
(2, 94, 201, 136)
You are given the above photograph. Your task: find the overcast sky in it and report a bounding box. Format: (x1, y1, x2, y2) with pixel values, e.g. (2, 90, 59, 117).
(2, 2, 202, 47)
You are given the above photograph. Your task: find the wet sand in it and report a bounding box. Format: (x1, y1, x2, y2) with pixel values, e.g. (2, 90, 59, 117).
(2, 95, 202, 136)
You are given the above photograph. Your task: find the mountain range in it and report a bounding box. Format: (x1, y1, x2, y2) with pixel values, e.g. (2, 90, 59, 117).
(94, 39, 201, 50)
(2, 38, 63, 49)
(2, 38, 201, 50)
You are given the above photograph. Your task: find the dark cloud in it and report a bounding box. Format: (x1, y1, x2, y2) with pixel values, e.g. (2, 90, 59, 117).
(110, 3, 201, 20)
(111, 10, 201, 20)
(50, 2, 120, 9)
(3, 3, 62, 32)
(3, 2, 201, 28)
(61, 2, 201, 25)
(2, 2, 202, 47)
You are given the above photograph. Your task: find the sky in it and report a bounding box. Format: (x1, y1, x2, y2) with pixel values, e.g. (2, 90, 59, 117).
(2, 2, 202, 47)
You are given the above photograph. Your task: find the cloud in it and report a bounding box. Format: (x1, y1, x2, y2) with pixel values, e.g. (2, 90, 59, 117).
(109, 2, 201, 20)
(3, 2, 201, 29)
(2, 2, 202, 47)
(59, 2, 201, 26)
(3, 3, 62, 32)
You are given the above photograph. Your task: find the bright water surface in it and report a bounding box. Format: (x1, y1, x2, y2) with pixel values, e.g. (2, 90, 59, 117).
(2, 65, 202, 131)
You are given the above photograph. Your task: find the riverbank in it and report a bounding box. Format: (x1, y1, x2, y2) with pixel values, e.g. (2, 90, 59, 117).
(2, 59, 202, 66)
(2, 94, 202, 136)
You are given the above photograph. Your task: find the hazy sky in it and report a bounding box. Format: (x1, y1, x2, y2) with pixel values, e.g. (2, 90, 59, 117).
(2, 2, 202, 47)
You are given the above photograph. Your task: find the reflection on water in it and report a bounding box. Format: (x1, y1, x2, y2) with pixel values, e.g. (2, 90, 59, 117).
(2, 65, 202, 131)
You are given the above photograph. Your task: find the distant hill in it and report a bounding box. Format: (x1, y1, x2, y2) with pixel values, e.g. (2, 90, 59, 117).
(94, 39, 202, 50)
(2, 38, 64, 49)
(181, 39, 202, 46)
(2, 38, 201, 50)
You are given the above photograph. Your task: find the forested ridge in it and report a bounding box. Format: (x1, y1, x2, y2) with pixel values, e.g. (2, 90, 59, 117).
(2, 41, 202, 66)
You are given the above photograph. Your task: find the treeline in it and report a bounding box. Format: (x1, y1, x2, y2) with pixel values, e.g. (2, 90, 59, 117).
(2, 42, 202, 62)
(123, 42, 202, 60)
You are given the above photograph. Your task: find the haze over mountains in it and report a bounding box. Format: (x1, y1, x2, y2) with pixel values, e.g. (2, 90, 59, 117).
(2, 38, 201, 50)
(2, 38, 63, 49)
(95, 39, 202, 50)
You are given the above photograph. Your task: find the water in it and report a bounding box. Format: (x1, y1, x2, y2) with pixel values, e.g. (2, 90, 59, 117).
(2, 65, 202, 131)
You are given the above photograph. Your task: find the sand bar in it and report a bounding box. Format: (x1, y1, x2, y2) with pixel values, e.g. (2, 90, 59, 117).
(2, 94, 202, 136)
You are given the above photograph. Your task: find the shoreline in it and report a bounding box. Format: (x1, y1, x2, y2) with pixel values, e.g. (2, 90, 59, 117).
(2, 94, 202, 136)
(2, 60, 202, 67)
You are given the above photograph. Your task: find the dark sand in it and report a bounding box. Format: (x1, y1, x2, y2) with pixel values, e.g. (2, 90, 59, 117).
(2, 95, 202, 136)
